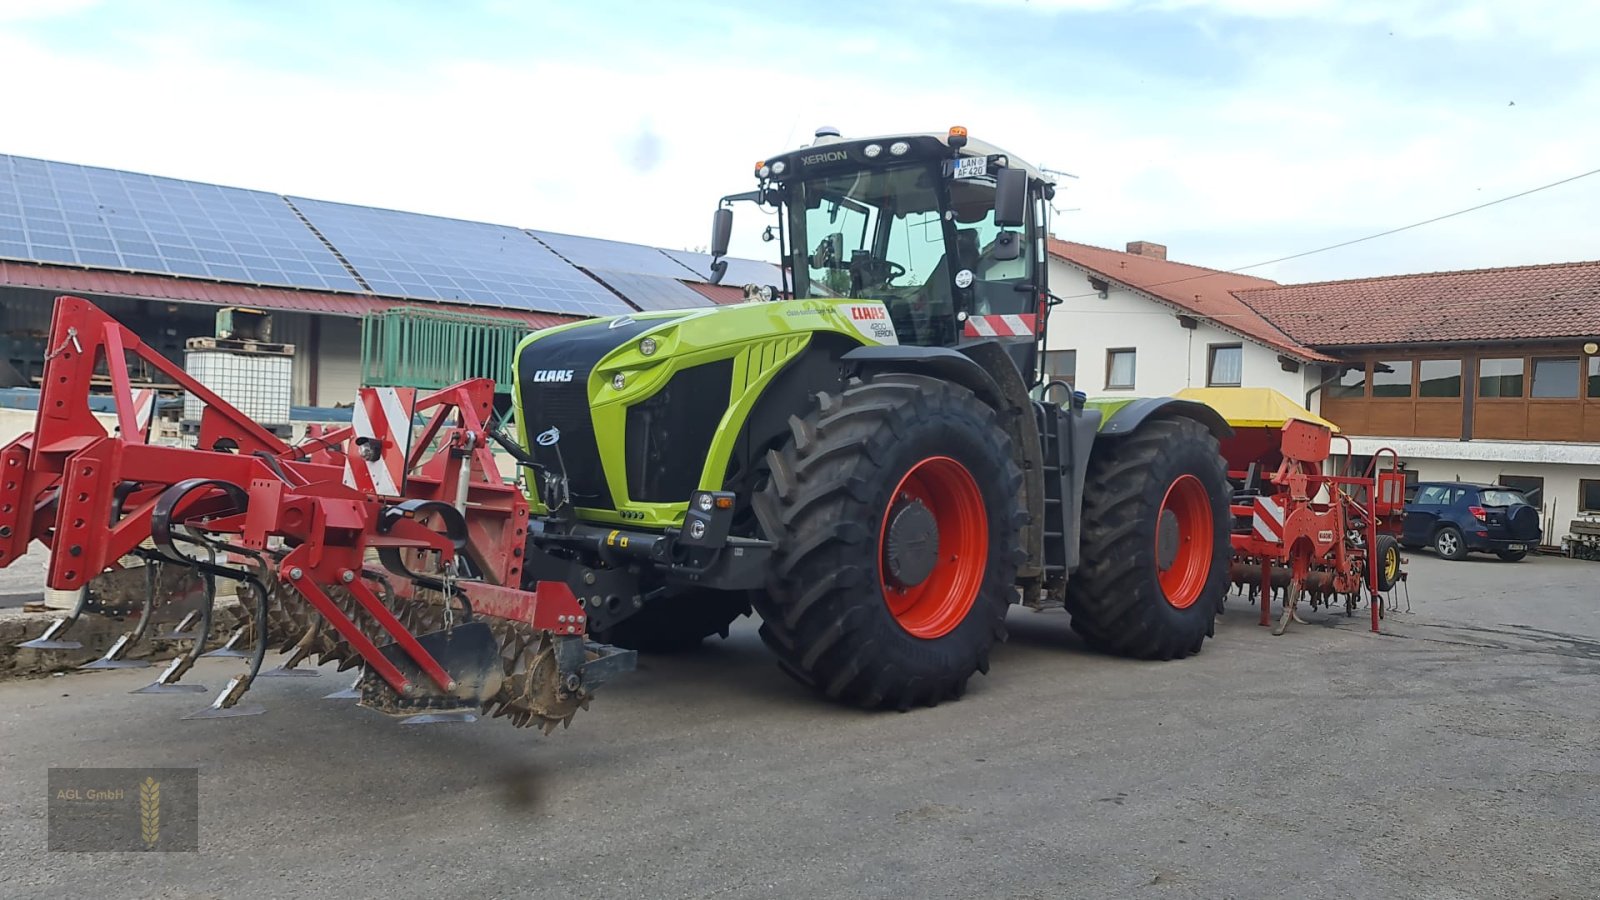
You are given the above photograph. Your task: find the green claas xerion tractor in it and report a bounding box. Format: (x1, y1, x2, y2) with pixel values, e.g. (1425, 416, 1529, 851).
(511, 126, 1234, 709)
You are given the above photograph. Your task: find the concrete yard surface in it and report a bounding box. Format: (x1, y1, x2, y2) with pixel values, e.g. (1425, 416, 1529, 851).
(0, 552, 1596, 899)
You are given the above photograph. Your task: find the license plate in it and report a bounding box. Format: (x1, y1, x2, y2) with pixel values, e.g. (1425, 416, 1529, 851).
(951, 157, 987, 180)
(1505, 544, 1526, 551)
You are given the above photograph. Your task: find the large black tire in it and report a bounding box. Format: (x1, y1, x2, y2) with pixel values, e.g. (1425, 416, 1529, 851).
(1495, 548, 1528, 562)
(589, 589, 751, 653)
(750, 373, 1024, 710)
(1065, 416, 1230, 659)
(1375, 534, 1403, 591)
(1433, 525, 1467, 561)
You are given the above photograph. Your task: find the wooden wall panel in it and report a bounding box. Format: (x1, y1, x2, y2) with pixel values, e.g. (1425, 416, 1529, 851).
(1320, 399, 1367, 434)
(1414, 403, 1463, 438)
(1474, 401, 1528, 440)
(1527, 403, 1583, 442)
(1365, 403, 1415, 437)
(1584, 402, 1600, 443)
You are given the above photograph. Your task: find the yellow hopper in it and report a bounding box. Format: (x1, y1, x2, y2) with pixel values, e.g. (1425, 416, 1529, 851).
(1174, 387, 1339, 433)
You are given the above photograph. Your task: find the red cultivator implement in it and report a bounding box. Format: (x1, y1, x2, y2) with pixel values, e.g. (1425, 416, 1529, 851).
(1221, 415, 1407, 634)
(2, 296, 633, 730)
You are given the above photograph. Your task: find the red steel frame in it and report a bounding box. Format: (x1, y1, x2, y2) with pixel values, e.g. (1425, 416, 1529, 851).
(1224, 419, 1405, 633)
(0, 296, 583, 692)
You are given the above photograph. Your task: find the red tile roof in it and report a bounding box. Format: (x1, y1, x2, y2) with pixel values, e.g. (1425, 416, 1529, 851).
(0, 261, 573, 330)
(1046, 240, 1333, 362)
(684, 281, 750, 305)
(1235, 260, 1600, 347)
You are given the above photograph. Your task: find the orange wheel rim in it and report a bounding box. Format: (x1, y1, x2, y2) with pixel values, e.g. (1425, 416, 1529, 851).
(878, 456, 988, 639)
(1155, 474, 1213, 610)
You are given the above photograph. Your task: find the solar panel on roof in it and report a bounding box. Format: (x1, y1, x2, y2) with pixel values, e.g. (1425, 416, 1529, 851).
(291, 199, 632, 317)
(528, 230, 701, 280)
(588, 270, 713, 311)
(0, 154, 363, 292)
(661, 249, 783, 288)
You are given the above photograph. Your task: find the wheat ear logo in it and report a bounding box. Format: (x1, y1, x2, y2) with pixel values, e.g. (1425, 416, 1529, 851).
(139, 777, 160, 848)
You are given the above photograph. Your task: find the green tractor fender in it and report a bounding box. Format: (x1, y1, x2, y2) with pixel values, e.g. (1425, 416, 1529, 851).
(1089, 396, 1234, 443)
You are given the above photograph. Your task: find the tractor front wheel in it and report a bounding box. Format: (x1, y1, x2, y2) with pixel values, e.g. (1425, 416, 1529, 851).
(751, 373, 1023, 710)
(1065, 416, 1230, 659)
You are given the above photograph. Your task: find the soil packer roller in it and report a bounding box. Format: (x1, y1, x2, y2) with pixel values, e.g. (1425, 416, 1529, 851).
(4, 127, 1236, 731)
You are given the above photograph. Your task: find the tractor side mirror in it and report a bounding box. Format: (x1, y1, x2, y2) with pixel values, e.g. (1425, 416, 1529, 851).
(710, 208, 733, 258)
(994, 166, 1027, 228)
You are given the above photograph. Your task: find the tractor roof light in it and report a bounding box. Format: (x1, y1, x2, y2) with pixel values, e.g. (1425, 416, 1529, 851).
(639, 337, 657, 357)
(863, 143, 883, 158)
(947, 125, 968, 150)
(770, 160, 786, 175)
(889, 141, 910, 156)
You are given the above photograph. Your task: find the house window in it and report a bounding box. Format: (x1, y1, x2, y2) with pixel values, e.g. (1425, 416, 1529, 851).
(1589, 356, 1600, 398)
(1582, 479, 1600, 514)
(1207, 344, 1242, 387)
(1371, 360, 1413, 398)
(1329, 365, 1367, 398)
(1417, 359, 1462, 398)
(1530, 357, 1580, 398)
(1106, 349, 1136, 390)
(1499, 474, 1544, 505)
(1478, 357, 1525, 398)
(1043, 350, 1077, 385)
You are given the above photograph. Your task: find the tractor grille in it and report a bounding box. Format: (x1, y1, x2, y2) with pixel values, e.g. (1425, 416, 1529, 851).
(517, 317, 665, 510)
(626, 360, 733, 503)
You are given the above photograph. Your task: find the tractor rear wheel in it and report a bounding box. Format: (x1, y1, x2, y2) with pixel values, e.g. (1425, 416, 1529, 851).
(751, 373, 1023, 710)
(1065, 416, 1230, 659)
(590, 589, 752, 653)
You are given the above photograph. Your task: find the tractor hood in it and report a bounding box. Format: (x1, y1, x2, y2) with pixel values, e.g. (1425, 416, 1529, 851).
(513, 297, 898, 520)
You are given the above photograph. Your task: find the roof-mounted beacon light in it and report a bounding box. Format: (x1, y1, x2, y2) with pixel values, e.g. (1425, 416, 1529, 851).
(947, 125, 968, 151)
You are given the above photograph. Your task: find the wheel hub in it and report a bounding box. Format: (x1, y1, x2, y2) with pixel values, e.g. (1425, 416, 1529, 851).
(883, 498, 940, 589)
(1156, 507, 1180, 571)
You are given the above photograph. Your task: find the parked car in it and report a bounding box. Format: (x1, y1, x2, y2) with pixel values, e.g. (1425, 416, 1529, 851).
(1402, 482, 1542, 561)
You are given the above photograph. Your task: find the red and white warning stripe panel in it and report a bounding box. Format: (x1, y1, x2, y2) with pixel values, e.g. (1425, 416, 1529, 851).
(342, 387, 417, 498)
(131, 388, 157, 441)
(1252, 495, 1286, 542)
(963, 314, 1037, 338)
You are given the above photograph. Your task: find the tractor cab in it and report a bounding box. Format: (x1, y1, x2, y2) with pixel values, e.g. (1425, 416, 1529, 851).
(711, 127, 1056, 377)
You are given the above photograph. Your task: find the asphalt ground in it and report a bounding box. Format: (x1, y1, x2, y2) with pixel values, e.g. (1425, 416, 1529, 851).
(0, 550, 1596, 899)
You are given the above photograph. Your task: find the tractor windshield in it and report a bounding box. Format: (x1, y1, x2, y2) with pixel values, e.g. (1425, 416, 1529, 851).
(785, 162, 1034, 346)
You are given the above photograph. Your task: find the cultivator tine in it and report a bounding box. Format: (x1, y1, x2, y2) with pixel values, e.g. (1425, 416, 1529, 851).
(133, 569, 218, 695)
(202, 625, 251, 658)
(324, 673, 364, 700)
(257, 623, 323, 678)
(79, 561, 162, 670)
(159, 610, 200, 641)
(186, 573, 272, 719)
(398, 710, 478, 725)
(17, 588, 88, 650)
(131, 656, 209, 694)
(183, 675, 266, 719)
(77, 633, 151, 670)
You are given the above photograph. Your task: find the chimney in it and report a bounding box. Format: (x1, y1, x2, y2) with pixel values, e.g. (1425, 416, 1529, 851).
(1126, 240, 1167, 260)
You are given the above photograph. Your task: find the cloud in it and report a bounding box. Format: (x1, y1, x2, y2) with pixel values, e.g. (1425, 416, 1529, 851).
(0, 0, 1594, 283)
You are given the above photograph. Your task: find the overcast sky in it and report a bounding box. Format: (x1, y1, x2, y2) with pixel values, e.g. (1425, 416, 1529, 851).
(2, 0, 1596, 284)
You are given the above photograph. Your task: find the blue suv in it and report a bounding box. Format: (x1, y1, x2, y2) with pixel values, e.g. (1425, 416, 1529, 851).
(1402, 482, 1542, 562)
